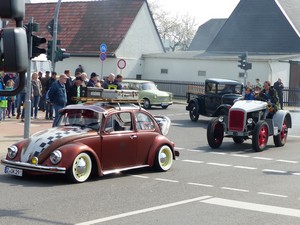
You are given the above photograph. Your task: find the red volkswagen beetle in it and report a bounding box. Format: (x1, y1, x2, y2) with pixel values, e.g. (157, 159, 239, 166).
(1, 101, 178, 183)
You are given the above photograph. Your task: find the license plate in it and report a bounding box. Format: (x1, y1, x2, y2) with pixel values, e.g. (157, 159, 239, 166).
(4, 166, 23, 177)
(161, 103, 168, 106)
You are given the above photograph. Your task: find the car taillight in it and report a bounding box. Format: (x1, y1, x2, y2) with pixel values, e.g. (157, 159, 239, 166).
(229, 110, 245, 131)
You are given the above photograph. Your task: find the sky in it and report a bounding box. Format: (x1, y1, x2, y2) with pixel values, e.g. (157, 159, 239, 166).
(30, 0, 240, 26)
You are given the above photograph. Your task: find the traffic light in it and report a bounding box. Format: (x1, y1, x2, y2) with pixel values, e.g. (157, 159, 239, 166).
(47, 40, 53, 60)
(55, 48, 70, 62)
(244, 62, 252, 70)
(32, 34, 47, 58)
(238, 53, 247, 70)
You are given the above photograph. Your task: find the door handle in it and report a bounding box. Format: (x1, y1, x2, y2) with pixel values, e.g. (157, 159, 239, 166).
(130, 135, 137, 139)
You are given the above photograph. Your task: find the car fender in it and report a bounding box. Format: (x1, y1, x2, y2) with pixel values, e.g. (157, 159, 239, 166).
(146, 136, 175, 166)
(58, 143, 103, 176)
(272, 110, 292, 130)
(212, 104, 231, 117)
(186, 98, 200, 111)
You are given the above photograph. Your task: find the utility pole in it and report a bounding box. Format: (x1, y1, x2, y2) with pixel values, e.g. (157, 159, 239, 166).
(51, 0, 62, 72)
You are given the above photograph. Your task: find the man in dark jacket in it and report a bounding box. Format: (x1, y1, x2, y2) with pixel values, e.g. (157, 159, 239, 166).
(257, 81, 279, 115)
(48, 74, 68, 127)
(45, 72, 57, 120)
(273, 78, 284, 109)
(67, 76, 87, 105)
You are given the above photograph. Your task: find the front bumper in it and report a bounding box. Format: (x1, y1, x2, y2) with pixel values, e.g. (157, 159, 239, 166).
(1, 158, 66, 174)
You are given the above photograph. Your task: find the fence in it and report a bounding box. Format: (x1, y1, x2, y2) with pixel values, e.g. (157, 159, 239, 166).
(151, 79, 300, 107)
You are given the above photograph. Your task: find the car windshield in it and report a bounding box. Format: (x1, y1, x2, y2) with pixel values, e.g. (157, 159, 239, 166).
(56, 109, 102, 130)
(141, 82, 158, 90)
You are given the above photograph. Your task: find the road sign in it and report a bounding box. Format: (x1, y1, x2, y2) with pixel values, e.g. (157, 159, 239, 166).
(100, 43, 107, 53)
(100, 52, 106, 61)
(117, 59, 126, 69)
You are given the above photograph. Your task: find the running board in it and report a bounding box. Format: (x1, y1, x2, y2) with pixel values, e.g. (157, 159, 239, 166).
(103, 165, 149, 175)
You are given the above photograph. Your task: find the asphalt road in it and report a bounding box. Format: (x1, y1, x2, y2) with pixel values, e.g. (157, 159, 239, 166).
(0, 103, 300, 225)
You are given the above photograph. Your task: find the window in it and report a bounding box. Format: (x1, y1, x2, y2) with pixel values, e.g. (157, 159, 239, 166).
(198, 70, 206, 76)
(161, 69, 168, 74)
(104, 112, 132, 132)
(135, 112, 155, 131)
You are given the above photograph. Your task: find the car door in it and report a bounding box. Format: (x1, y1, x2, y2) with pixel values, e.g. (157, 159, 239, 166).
(205, 82, 221, 115)
(101, 112, 137, 171)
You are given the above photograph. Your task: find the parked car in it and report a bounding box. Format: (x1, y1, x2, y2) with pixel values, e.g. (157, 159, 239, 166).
(186, 78, 243, 121)
(1, 100, 179, 183)
(121, 80, 173, 109)
(207, 99, 292, 152)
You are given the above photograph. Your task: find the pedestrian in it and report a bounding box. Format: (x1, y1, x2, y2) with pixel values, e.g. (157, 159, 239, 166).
(102, 73, 122, 90)
(115, 74, 123, 89)
(67, 76, 87, 105)
(15, 75, 28, 122)
(75, 64, 84, 74)
(0, 80, 7, 122)
(31, 72, 43, 119)
(39, 71, 50, 111)
(87, 72, 99, 87)
(244, 87, 255, 100)
(5, 79, 15, 118)
(45, 72, 57, 120)
(81, 72, 88, 87)
(64, 70, 73, 93)
(48, 74, 68, 127)
(273, 78, 284, 109)
(255, 78, 262, 89)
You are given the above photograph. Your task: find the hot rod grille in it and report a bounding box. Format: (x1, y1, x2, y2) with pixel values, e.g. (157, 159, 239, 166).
(229, 110, 245, 131)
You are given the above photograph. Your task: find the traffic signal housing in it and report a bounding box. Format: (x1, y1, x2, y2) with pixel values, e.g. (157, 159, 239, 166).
(238, 53, 247, 70)
(55, 48, 70, 62)
(47, 40, 53, 61)
(32, 34, 47, 58)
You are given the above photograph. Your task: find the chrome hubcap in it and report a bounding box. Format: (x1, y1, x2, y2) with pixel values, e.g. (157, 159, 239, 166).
(76, 158, 87, 175)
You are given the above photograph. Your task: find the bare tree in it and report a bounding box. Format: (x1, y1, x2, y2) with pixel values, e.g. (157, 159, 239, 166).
(148, 0, 197, 51)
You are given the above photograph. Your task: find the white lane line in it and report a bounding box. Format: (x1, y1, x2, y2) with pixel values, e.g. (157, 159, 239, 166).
(234, 165, 257, 170)
(221, 187, 249, 192)
(276, 159, 298, 164)
(75, 196, 212, 225)
(175, 147, 184, 150)
(188, 182, 214, 187)
(230, 154, 250, 158)
(130, 175, 149, 179)
(262, 169, 288, 174)
(182, 159, 204, 164)
(201, 197, 300, 217)
(155, 178, 179, 183)
(207, 162, 232, 167)
(210, 152, 227, 155)
(292, 173, 300, 176)
(253, 157, 273, 161)
(186, 149, 205, 153)
(257, 192, 288, 198)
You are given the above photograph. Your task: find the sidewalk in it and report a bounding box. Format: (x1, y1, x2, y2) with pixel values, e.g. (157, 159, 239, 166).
(0, 110, 53, 156)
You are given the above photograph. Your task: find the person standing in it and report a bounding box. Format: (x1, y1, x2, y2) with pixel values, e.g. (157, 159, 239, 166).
(5, 79, 15, 118)
(45, 72, 57, 120)
(64, 70, 73, 94)
(273, 78, 284, 109)
(48, 74, 68, 127)
(87, 72, 99, 87)
(31, 72, 43, 119)
(0, 80, 7, 122)
(102, 73, 122, 90)
(67, 76, 87, 105)
(255, 78, 262, 89)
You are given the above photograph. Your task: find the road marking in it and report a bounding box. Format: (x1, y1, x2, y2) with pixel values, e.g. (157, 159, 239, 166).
(262, 169, 288, 174)
(155, 178, 179, 183)
(230, 154, 250, 158)
(292, 173, 300, 176)
(207, 162, 232, 167)
(186, 149, 205, 153)
(188, 182, 214, 187)
(276, 159, 298, 164)
(201, 197, 300, 217)
(253, 157, 273, 161)
(130, 175, 149, 179)
(234, 165, 257, 170)
(257, 192, 288, 198)
(75, 196, 212, 225)
(221, 187, 249, 192)
(182, 159, 204, 164)
(210, 152, 227, 155)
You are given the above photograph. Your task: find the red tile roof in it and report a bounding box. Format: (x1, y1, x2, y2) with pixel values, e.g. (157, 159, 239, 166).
(23, 0, 145, 56)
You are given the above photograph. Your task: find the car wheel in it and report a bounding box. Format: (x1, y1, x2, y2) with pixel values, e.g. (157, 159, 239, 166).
(143, 99, 151, 109)
(233, 137, 244, 144)
(189, 102, 199, 122)
(154, 145, 173, 172)
(273, 118, 288, 147)
(207, 118, 224, 149)
(252, 121, 269, 152)
(67, 152, 92, 183)
(162, 105, 168, 109)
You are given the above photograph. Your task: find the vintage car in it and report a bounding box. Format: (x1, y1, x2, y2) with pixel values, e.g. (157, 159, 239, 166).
(1, 100, 179, 183)
(207, 100, 292, 152)
(121, 80, 173, 109)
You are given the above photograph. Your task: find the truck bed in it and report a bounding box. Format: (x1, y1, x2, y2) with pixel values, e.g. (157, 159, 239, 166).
(187, 85, 205, 95)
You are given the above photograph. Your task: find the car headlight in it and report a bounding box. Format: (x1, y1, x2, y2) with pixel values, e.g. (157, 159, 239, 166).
(8, 145, 18, 159)
(154, 95, 157, 99)
(218, 116, 224, 122)
(247, 118, 254, 124)
(50, 150, 62, 165)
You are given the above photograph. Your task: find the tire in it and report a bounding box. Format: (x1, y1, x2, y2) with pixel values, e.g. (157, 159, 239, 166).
(67, 152, 92, 183)
(273, 118, 288, 147)
(252, 121, 269, 152)
(162, 105, 168, 109)
(154, 145, 173, 172)
(233, 137, 244, 144)
(143, 99, 151, 109)
(189, 102, 199, 122)
(207, 118, 224, 149)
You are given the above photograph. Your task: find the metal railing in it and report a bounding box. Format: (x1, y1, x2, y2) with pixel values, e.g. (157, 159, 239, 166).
(151, 79, 300, 107)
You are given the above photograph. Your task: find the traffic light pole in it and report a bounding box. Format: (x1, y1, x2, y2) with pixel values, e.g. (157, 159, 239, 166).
(51, 0, 62, 72)
(24, 17, 33, 138)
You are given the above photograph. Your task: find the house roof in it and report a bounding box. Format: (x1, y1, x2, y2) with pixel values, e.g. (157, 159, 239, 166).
(188, 19, 226, 51)
(22, 0, 145, 56)
(196, 0, 300, 54)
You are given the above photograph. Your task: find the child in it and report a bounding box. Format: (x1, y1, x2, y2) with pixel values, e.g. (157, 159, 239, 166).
(244, 87, 255, 100)
(5, 79, 15, 118)
(0, 80, 8, 121)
